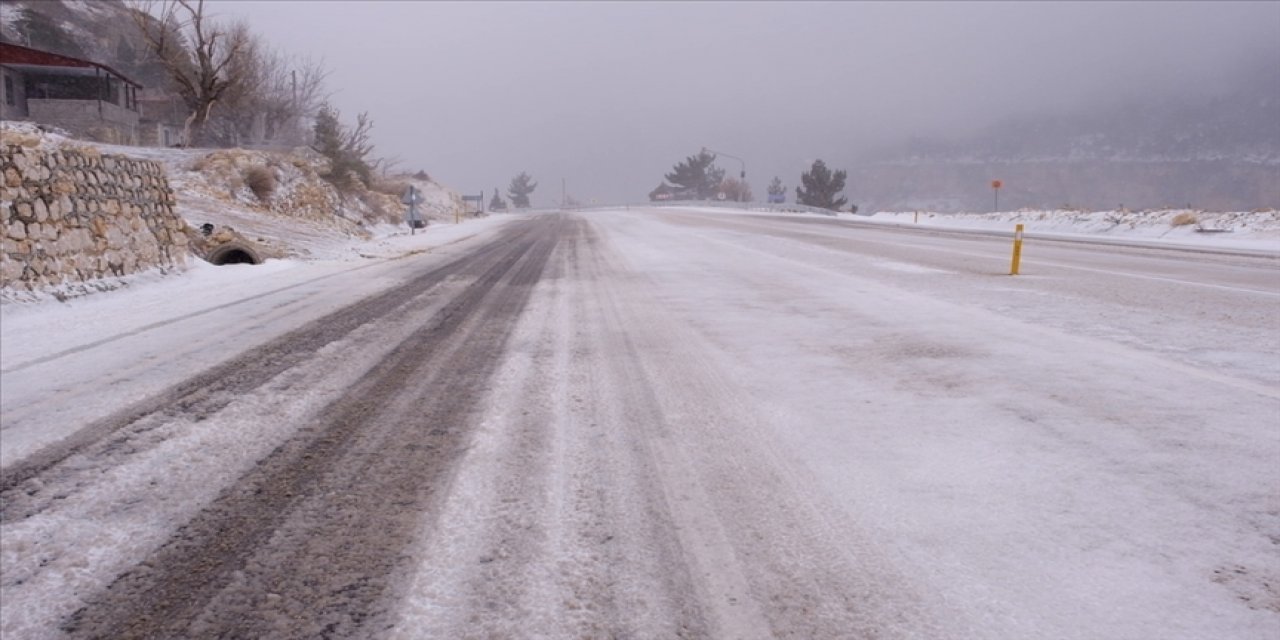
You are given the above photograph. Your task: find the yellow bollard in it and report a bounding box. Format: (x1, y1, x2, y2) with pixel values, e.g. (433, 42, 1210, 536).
(1010, 223, 1024, 275)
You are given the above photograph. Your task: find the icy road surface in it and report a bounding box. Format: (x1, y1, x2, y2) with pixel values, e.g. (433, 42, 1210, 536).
(1, 209, 1277, 638)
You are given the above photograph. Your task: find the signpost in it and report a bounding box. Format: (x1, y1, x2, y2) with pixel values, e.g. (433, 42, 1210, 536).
(401, 185, 425, 234)
(460, 192, 484, 224)
(991, 180, 1003, 212)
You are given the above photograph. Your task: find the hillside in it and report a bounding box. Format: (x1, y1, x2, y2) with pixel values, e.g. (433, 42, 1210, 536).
(2, 120, 470, 302)
(0, 0, 166, 87)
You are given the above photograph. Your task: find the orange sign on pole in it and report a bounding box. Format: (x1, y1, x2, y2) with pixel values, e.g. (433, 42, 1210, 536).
(991, 180, 1002, 211)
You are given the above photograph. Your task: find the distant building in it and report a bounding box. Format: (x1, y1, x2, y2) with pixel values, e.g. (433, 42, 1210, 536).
(135, 87, 187, 147)
(648, 182, 693, 202)
(0, 42, 141, 144)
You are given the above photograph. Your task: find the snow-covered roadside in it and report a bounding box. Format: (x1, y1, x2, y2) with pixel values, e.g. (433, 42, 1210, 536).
(667, 205, 1280, 253)
(2, 120, 470, 278)
(0, 214, 524, 467)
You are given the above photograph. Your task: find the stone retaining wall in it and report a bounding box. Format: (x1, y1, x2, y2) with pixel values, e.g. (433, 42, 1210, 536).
(1, 145, 189, 291)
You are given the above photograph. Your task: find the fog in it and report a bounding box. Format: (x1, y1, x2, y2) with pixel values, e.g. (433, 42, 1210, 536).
(218, 1, 1278, 206)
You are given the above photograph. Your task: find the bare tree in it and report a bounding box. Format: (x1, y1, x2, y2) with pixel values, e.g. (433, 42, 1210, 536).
(130, 0, 251, 146)
(201, 22, 264, 146)
(262, 53, 330, 145)
(720, 177, 753, 202)
(199, 34, 332, 148)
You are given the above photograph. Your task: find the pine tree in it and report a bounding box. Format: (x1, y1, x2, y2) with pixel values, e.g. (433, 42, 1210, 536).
(311, 103, 374, 192)
(665, 150, 725, 200)
(507, 172, 537, 208)
(767, 176, 786, 202)
(795, 160, 848, 210)
(312, 104, 343, 163)
(490, 188, 507, 211)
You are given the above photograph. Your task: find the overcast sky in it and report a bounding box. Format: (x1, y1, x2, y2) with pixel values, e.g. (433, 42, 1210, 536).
(215, 1, 1278, 206)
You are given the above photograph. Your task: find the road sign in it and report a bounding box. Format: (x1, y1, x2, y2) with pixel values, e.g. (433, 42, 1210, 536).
(403, 186, 425, 233)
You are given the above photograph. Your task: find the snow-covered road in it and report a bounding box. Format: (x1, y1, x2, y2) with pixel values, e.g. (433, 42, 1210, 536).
(2, 209, 1277, 638)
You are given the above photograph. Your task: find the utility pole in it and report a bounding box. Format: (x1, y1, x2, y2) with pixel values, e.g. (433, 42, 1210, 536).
(562, 178, 566, 210)
(291, 69, 298, 144)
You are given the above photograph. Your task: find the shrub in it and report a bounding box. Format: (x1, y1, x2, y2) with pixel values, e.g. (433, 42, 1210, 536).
(190, 154, 212, 172)
(1171, 212, 1198, 227)
(245, 165, 277, 202)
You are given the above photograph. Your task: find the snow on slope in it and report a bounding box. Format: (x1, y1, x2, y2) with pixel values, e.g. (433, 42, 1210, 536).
(1, 122, 473, 301)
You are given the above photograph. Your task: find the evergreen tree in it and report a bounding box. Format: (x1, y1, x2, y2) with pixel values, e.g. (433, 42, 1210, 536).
(665, 150, 725, 200)
(767, 176, 786, 202)
(795, 160, 848, 210)
(311, 103, 374, 191)
(490, 188, 507, 211)
(507, 172, 537, 208)
(312, 104, 343, 162)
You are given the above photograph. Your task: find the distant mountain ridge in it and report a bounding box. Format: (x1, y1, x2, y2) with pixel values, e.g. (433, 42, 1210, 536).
(852, 57, 1280, 212)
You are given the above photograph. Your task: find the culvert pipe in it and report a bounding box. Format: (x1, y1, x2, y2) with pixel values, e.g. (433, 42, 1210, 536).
(206, 242, 263, 266)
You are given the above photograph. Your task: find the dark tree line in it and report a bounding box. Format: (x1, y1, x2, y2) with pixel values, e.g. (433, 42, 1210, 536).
(653, 151, 855, 211)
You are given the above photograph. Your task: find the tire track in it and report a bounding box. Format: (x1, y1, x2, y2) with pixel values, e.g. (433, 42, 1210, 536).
(0, 219, 536, 503)
(59, 215, 563, 639)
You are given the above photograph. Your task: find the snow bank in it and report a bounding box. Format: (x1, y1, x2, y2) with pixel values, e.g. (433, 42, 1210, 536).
(658, 201, 1279, 253)
(857, 208, 1280, 252)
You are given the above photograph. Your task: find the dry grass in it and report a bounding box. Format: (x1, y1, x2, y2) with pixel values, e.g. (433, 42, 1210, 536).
(245, 165, 277, 202)
(189, 154, 212, 172)
(0, 130, 43, 148)
(1171, 212, 1198, 227)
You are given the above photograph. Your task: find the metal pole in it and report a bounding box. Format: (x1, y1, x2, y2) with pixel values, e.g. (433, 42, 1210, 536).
(703, 147, 746, 201)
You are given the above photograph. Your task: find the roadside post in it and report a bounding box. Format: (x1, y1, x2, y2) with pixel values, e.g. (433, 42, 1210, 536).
(459, 192, 484, 224)
(402, 185, 425, 235)
(992, 180, 1003, 212)
(1010, 223, 1024, 275)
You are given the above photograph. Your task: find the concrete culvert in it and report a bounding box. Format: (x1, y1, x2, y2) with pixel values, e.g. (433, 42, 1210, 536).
(206, 242, 263, 266)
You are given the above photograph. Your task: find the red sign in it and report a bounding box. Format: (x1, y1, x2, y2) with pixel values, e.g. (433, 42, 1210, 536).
(991, 180, 1003, 189)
